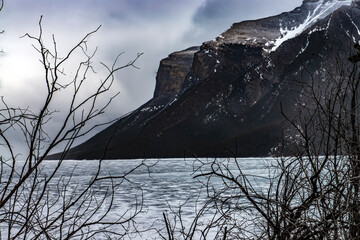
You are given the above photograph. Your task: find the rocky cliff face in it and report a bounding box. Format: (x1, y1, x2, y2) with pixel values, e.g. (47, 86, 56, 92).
(51, 0, 360, 159)
(154, 47, 199, 101)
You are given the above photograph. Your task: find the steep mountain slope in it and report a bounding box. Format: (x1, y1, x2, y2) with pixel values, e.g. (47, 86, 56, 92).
(52, 0, 360, 159)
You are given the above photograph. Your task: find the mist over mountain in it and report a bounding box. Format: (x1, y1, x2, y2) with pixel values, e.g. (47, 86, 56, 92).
(51, 0, 360, 159)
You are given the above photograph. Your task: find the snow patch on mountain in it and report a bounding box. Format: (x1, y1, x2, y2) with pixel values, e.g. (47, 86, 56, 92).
(346, 12, 360, 39)
(266, 0, 352, 53)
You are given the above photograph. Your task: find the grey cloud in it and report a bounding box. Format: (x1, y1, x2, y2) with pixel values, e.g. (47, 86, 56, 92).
(1, 0, 203, 117)
(187, 0, 303, 41)
(194, 0, 303, 23)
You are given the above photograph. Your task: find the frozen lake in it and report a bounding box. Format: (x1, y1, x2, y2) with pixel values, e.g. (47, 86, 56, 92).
(1, 158, 272, 239)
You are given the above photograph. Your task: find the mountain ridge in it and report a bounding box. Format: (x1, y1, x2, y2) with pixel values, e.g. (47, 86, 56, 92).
(49, 0, 360, 160)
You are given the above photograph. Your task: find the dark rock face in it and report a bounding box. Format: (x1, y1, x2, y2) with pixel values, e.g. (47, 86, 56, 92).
(154, 47, 199, 101)
(51, 0, 360, 160)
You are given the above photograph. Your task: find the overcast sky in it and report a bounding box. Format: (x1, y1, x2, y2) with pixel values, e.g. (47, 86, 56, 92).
(0, 0, 302, 149)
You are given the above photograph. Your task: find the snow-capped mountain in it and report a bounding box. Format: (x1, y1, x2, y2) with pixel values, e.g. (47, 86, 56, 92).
(50, 0, 360, 159)
(268, 0, 353, 52)
(212, 0, 353, 52)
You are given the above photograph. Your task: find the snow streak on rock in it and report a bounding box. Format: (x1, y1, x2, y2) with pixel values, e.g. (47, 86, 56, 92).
(268, 0, 352, 52)
(346, 12, 360, 42)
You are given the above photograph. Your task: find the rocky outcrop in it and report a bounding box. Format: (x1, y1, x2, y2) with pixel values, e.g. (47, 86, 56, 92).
(49, 0, 360, 160)
(154, 47, 199, 101)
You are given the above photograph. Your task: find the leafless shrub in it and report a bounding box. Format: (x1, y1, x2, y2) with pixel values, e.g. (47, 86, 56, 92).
(160, 44, 360, 240)
(0, 8, 146, 239)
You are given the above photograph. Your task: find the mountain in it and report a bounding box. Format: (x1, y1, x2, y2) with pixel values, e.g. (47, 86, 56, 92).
(52, 0, 360, 159)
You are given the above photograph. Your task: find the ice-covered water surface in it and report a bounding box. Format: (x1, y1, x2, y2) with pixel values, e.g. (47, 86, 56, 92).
(1, 158, 272, 239)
